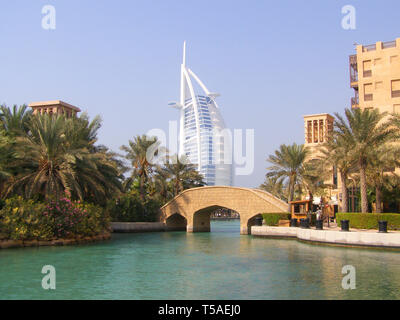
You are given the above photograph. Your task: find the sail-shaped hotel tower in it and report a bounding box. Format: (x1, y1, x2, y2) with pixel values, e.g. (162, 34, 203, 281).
(169, 42, 233, 186)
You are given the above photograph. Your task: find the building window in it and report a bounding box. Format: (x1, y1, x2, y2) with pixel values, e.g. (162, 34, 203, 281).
(364, 83, 373, 101)
(319, 119, 324, 142)
(307, 121, 312, 143)
(313, 120, 318, 143)
(363, 60, 372, 77)
(327, 119, 333, 137)
(391, 80, 400, 98)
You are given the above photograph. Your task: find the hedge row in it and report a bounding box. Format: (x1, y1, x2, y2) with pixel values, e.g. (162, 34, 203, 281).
(337, 213, 400, 230)
(262, 213, 291, 226)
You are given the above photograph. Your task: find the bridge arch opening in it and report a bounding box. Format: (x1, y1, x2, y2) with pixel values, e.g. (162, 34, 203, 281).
(246, 213, 263, 234)
(193, 205, 240, 232)
(165, 213, 187, 231)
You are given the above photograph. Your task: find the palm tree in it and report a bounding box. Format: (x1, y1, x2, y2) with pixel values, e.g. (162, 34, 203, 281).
(121, 135, 159, 200)
(6, 114, 121, 203)
(366, 145, 400, 213)
(152, 166, 173, 202)
(0, 104, 32, 136)
(158, 155, 205, 197)
(334, 108, 396, 213)
(266, 143, 309, 211)
(0, 128, 13, 196)
(259, 176, 287, 201)
(317, 133, 355, 212)
(300, 160, 326, 206)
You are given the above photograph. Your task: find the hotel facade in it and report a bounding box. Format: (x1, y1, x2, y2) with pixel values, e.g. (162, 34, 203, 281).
(304, 37, 400, 212)
(169, 42, 233, 186)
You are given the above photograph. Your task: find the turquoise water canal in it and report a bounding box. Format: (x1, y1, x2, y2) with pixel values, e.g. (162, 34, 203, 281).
(1, 220, 399, 299)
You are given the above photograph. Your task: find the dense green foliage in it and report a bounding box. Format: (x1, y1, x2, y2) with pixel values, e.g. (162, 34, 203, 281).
(0, 106, 123, 204)
(0, 105, 206, 235)
(107, 191, 161, 222)
(336, 212, 400, 230)
(121, 137, 205, 206)
(0, 197, 109, 240)
(261, 213, 291, 226)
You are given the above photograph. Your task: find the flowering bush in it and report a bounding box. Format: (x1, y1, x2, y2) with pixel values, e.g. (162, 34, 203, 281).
(0, 197, 51, 240)
(45, 198, 86, 238)
(0, 197, 109, 240)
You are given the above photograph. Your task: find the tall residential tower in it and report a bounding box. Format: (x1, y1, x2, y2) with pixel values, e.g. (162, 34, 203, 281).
(169, 42, 233, 186)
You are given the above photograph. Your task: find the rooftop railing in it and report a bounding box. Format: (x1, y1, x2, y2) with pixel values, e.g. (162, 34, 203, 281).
(382, 40, 396, 49)
(363, 44, 376, 52)
(361, 40, 397, 52)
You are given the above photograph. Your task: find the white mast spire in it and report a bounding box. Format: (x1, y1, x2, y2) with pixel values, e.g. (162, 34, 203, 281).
(182, 40, 186, 66)
(180, 41, 187, 106)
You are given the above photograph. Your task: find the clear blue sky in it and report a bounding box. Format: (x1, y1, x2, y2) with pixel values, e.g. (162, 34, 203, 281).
(1, 0, 399, 187)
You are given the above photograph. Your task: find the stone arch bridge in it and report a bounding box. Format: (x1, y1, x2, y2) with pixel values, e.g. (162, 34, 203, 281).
(160, 186, 288, 234)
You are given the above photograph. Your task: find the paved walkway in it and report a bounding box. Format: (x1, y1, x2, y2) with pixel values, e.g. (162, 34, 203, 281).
(252, 226, 400, 248)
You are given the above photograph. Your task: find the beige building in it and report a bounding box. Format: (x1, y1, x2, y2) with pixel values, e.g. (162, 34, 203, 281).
(302, 38, 400, 212)
(29, 100, 81, 117)
(350, 38, 400, 112)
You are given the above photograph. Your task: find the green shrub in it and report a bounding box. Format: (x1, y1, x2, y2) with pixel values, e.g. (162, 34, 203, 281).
(108, 192, 161, 222)
(76, 202, 110, 236)
(0, 197, 51, 240)
(0, 197, 109, 240)
(262, 213, 291, 226)
(337, 212, 400, 230)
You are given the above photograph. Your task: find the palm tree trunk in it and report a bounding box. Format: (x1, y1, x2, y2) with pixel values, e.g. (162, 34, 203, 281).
(359, 163, 369, 213)
(340, 170, 348, 212)
(375, 186, 382, 213)
(139, 175, 145, 201)
(308, 191, 313, 208)
(287, 175, 296, 212)
(290, 175, 295, 201)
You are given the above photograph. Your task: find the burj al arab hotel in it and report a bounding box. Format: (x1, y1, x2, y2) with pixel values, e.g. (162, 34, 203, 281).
(169, 42, 233, 186)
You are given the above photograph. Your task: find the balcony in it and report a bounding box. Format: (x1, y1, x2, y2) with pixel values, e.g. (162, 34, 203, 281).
(349, 54, 358, 87)
(351, 96, 359, 108)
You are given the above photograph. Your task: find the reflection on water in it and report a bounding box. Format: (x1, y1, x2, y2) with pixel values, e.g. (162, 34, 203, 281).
(0, 220, 399, 299)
